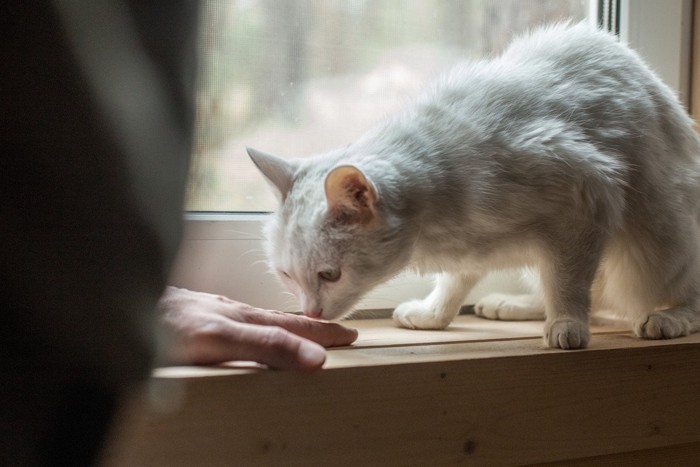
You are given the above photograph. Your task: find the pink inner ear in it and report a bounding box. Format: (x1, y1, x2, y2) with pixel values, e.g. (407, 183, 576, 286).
(325, 165, 377, 225)
(346, 176, 372, 208)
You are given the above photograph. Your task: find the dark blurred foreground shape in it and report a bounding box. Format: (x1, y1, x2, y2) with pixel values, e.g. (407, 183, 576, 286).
(0, 1, 198, 464)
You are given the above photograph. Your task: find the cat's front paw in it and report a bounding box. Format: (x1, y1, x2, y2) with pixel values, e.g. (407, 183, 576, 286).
(635, 311, 691, 339)
(544, 318, 590, 349)
(474, 294, 505, 320)
(393, 300, 451, 330)
(474, 293, 546, 321)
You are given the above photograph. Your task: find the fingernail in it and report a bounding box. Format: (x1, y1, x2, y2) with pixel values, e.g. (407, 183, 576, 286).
(347, 328, 359, 342)
(298, 341, 326, 368)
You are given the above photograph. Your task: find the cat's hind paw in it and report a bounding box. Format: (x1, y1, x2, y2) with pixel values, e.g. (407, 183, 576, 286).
(393, 300, 451, 330)
(474, 293, 546, 321)
(635, 310, 691, 339)
(544, 318, 590, 349)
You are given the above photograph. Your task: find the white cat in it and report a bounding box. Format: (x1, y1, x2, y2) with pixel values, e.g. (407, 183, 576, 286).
(248, 23, 700, 349)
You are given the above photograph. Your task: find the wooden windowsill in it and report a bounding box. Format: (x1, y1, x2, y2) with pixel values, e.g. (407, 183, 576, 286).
(103, 315, 700, 466)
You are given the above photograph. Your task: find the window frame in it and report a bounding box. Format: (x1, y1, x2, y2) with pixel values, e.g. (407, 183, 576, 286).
(171, 0, 693, 313)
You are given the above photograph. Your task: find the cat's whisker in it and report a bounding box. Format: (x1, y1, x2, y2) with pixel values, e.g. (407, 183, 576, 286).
(250, 259, 270, 269)
(241, 248, 266, 258)
(264, 270, 282, 281)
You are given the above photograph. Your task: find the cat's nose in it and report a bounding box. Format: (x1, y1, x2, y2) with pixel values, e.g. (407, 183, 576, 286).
(304, 308, 323, 319)
(301, 295, 323, 318)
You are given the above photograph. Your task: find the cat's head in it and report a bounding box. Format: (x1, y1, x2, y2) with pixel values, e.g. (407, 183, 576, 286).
(248, 147, 411, 320)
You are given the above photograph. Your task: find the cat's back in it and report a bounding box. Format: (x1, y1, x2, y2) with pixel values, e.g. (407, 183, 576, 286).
(412, 22, 698, 166)
(434, 23, 656, 120)
(500, 21, 625, 72)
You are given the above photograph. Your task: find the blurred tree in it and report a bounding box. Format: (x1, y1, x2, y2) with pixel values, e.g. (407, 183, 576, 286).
(441, 0, 482, 49)
(256, 0, 312, 123)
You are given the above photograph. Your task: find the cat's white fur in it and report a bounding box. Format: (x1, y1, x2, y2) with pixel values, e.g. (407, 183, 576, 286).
(248, 23, 700, 349)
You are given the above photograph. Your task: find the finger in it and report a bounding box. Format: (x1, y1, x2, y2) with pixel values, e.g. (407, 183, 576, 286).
(242, 310, 358, 347)
(188, 320, 328, 372)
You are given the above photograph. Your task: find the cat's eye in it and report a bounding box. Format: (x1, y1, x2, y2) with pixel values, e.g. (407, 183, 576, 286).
(318, 269, 341, 282)
(281, 271, 291, 279)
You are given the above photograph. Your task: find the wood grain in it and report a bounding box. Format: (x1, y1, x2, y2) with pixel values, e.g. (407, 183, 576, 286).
(103, 316, 700, 466)
(693, 0, 700, 120)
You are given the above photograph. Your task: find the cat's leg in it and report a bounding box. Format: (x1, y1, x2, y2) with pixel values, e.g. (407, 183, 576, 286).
(541, 271, 593, 349)
(474, 293, 546, 320)
(610, 268, 700, 339)
(604, 223, 700, 339)
(635, 305, 700, 339)
(539, 233, 604, 349)
(632, 258, 700, 339)
(393, 272, 479, 330)
(474, 268, 546, 320)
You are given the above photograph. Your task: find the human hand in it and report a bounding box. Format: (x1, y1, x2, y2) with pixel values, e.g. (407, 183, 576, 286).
(157, 286, 358, 372)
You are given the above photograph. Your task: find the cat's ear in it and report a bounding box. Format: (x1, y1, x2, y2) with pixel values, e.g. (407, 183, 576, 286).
(247, 147, 298, 202)
(324, 165, 377, 225)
